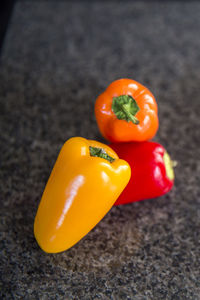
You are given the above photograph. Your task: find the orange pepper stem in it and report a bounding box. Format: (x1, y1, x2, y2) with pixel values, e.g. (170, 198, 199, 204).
(89, 146, 115, 163)
(112, 95, 140, 125)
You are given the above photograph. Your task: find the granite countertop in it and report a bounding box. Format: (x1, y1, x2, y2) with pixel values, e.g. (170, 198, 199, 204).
(0, 1, 200, 299)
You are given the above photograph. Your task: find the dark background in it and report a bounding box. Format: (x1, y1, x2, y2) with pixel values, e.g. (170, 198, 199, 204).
(0, 0, 16, 54)
(0, 1, 200, 299)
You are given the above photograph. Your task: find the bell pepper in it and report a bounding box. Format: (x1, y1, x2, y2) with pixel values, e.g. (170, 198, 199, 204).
(95, 78, 159, 142)
(110, 141, 175, 205)
(34, 137, 131, 253)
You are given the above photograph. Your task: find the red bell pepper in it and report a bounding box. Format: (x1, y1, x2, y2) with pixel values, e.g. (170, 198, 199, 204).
(110, 141, 175, 205)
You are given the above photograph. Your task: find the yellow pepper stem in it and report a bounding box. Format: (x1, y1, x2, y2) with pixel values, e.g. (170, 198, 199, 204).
(89, 146, 115, 163)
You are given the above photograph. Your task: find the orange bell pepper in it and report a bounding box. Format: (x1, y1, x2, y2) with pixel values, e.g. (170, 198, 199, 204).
(95, 78, 159, 142)
(34, 137, 131, 253)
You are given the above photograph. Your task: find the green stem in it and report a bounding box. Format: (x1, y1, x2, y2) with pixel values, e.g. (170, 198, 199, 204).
(163, 152, 175, 181)
(121, 103, 140, 124)
(89, 146, 115, 163)
(112, 95, 140, 124)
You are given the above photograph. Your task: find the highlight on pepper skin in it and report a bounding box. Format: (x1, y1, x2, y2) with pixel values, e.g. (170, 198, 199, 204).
(34, 137, 131, 253)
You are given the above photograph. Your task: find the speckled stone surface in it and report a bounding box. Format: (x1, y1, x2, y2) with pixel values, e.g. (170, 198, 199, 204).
(0, 1, 200, 299)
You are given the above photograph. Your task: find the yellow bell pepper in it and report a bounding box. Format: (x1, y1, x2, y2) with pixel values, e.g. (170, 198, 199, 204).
(34, 137, 131, 253)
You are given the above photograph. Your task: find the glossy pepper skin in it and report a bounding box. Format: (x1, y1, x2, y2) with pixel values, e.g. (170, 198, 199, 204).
(110, 141, 175, 205)
(95, 78, 159, 142)
(34, 137, 131, 253)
